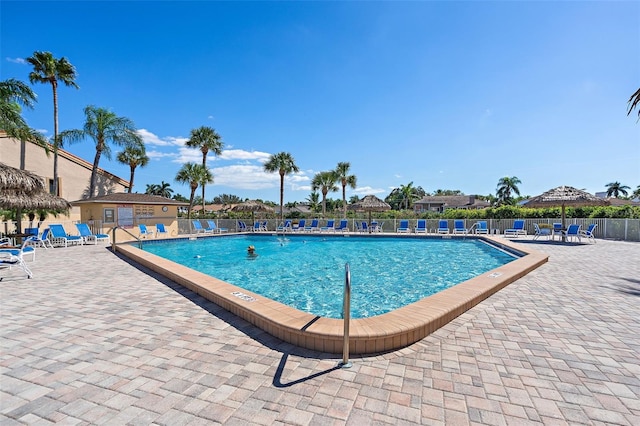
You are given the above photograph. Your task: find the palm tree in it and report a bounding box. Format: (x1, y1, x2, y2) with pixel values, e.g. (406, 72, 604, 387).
(185, 126, 223, 215)
(117, 145, 149, 193)
(145, 184, 160, 195)
(263, 152, 299, 223)
(334, 162, 357, 218)
(60, 105, 143, 198)
(175, 163, 213, 219)
(0, 79, 48, 146)
(156, 181, 174, 198)
(398, 182, 422, 210)
(605, 181, 630, 198)
(27, 51, 78, 195)
(311, 171, 339, 217)
(628, 88, 640, 121)
(632, 185, 640, 200)
(306, 191, 321, 213)
(496, 176, 522, 205)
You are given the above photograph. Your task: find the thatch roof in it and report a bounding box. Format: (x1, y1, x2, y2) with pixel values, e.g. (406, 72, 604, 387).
(0, 189, 71, 210)
(231, 200, 275, 213)
(349, 195, 391, 212)
(524, 186, 609, 208)
(0, 162, 45, 192)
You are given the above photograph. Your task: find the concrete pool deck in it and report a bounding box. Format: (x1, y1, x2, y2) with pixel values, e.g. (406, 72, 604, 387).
(1, 237, 639, 424)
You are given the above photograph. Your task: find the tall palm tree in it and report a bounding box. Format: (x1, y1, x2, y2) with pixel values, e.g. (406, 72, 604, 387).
(60, 105, 143, 198)
(116, 145, 149, 193)
(185, 126, 223, 214)
(334, 162, 357, 218)
(0, 79, 48, 147)
(27, 51, 78, 195)
(605, 181, 630, 198)
(311, 171, 339, 218)
(175, 163, 213, 219)
(263, 152, 299, 223)
(496, 176, 522, 205)
(628, 88, 640, 121)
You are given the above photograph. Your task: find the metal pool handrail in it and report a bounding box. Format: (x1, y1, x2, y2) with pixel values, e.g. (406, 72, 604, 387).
(109, 226, 143, 250)
(340, 263, 352, 368)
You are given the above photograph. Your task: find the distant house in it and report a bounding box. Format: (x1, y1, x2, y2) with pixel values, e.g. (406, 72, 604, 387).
(413, 195, 490, 213)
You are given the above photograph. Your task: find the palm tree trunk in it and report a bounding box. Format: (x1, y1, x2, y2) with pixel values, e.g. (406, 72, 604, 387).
(342, 185, 347, 218)
(201, 157, 206, 217)
(128, 166, 135, 193)
(52, 81, 59, 195)
(188, 188, 196, 220)
(279, 172, 285, 223)
(89, 149, 102, 198)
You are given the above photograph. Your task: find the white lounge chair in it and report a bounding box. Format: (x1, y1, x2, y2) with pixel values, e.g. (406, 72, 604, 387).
(139, 224, 155, 239)
(437, 220, 450, 234)
(397, 220, 410, 233)
(580, 223, 598, 243)
(533, 223, 552, 240)
(415, 220, 427, 234)
(504, 220, 527, 238)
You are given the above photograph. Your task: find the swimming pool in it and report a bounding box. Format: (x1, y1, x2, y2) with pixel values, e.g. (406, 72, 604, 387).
(142, 235, 517, 319)
(116, 234, 547, 354)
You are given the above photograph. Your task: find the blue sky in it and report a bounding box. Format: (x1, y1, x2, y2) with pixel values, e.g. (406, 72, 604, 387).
(2, 1, 639, 203)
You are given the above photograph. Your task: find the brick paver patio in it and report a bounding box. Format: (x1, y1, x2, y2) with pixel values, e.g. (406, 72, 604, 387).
(1, 237, 639, 425)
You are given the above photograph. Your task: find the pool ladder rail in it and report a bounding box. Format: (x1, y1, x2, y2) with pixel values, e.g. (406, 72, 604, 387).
(340, 263, 352, 369)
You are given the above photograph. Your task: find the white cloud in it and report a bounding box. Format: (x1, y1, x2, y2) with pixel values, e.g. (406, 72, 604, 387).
(173, 146, 203, 164)
(147, 150, 177, 160)
(6, 57, 25, 64)
(353, 186, 386, 195)
(219, 149, 271, 162)
(210, 164, 278, 190)
(137, 129, 186, 147)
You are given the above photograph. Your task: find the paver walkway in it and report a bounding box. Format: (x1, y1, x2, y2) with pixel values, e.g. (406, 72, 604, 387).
(1, 238, 639, 425)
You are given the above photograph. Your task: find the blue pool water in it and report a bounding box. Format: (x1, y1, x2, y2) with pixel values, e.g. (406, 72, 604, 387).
(142, 235, 517, 319)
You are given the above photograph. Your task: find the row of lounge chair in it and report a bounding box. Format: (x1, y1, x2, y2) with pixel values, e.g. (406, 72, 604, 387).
(1, 223, 111, 280)
(533, 223, 597, 243)
(395, 219, 488, 235)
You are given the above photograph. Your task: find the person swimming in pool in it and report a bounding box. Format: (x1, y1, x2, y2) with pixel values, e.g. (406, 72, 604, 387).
(247, 245, 258, 259)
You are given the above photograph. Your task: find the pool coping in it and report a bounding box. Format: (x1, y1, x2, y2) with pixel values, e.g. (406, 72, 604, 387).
(115, 234, 548, 355)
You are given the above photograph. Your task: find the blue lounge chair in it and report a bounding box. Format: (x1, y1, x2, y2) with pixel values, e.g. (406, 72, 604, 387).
(533, 223, 552, 240)
(564, 224, 582, 242)
(305, 219, 320, 232)
(371, 221, 384, 233)
(415, 219, 427, 234)
(453, 220, 468, 235)
(397, 220, 410, 233)
(156, 223, 169, 237)
(24, 227, 54, 249)
(75, 223, 110, 245)
(293, 219, 306, 232)
(320, 220, 335, 232)
(336, 219, 349, 233)
(358, 221, 369, 233)
(207, 220, 228, 233)
(192, 220, 210, 234)
(475, 221, 489, 234)
(139, 224, 154, 239)
(504, 220, 527, 238)
(552, 223, 563, 240)
(49, 224, 83, 247)
(237, 221, 249, 232)
(580, 223, 597, 243)
(437, 220, 449, 234)
(277, 220, 292, 232)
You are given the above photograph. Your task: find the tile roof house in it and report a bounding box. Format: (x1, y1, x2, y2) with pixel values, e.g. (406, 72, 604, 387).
(413, 195, 491, 213)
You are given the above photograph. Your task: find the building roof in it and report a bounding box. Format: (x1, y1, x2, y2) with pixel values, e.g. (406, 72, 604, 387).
(0, 133, 130, 188)
(71, 193, 188, 205)
(414, 195, 490, 209)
